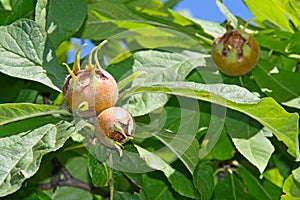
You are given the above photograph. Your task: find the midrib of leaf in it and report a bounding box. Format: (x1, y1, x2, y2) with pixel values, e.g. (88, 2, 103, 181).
(0, 109, 71, 126)
(156, 185, 169, 200)
(231, 173, 237, 200)
(241, 167, 273, 200)
(257, 63, 299, 99)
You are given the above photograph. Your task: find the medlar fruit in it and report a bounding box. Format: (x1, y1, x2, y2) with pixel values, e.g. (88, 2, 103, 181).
(211, 23, 260, 76)
(63, 41, 119, 117)
(94, 107, 135, 155)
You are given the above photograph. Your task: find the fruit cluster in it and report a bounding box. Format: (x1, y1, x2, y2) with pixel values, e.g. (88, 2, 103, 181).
(62, 41, 135, 154)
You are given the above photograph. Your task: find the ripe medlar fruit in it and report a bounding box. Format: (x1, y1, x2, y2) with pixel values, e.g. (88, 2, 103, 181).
(63, 41, 119, 117)
(94, 107, 135, 155)
(211, 23, 260, 76)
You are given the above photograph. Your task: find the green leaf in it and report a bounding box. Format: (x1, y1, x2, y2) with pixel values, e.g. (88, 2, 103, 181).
(135, 145, 199, 199)
(271, 0, 300, 30)
(114, 191, 140, 200)
(285, 31, 300, 54)
(0, 103, 70, 126)
(264, 168, 285, 188)
(237, 166, 281, 200)
(35, 0, 87, 48)
(283, 97, 300, 109)
(87, 153, 109, 187)
(149, 131, 200, 174)
(232, 131, 274, 174)
(0, 20, 67, 91)
(0, 0, 35, 25)
(122, 50, 208, 117)
(213, 172, 256, 200)
(0, 121, 75, 197)
(193, 162, 214, 200)
(243, 0, 293, 32)
(282, 167, 300, 199)
(122, 81, 299, 160)
(216, 0, 238, 28)
(208, 129, 235, 160)
(226, 110, 274, 173)
(256, 30, 292, 54)
(140, 172, 180, 200)
(252, 59, 300, 102)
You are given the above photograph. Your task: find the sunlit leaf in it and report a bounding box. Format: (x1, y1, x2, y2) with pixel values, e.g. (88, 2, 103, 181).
(0, 103, 70, 126)
(0, 20, 67, 91)
(122, 81, 299, 160)
(0, 121, 75, 197)
(35, 0, 87, 48)
(282, 167, 300, 199)
(243, 0, 293, 32)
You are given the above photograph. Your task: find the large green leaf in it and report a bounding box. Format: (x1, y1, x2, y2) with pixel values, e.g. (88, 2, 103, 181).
(0, 103, 70, 126)
(87, 153, 109, 187)
(83, 0, 208, 40)
(285, 31, 300, 54)
(0, 20, 67, 91)
(135, 104, 200, 174)
(140, 172, 181, 200)
(272, 0, 300, 30)
(252, 59, 300, 102)
(282, 167, 300, 200)
(122, 50, 208, 116)
(232, 131, 274, 174)
(213, 172, 256, 200)
(137, 130, 200, 174)
(135, 145, 199, 199)
(122, 81, 299, 160)
(237, 166, 282, 200)
(0, 0, 35, 25)
(35, 0, 87, 48)
(226, 110, 274, 173)
(193, 162, 214, 200)
(243, 0, 293, 32)
(0, 121, 75, 197)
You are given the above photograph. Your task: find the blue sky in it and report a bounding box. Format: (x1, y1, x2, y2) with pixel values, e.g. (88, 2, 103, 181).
(174, 0, 253, 22)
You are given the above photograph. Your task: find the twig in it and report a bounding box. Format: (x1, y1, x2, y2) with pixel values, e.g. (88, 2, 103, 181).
(109, 153, 114, 200)
(38, 158, 109, 197)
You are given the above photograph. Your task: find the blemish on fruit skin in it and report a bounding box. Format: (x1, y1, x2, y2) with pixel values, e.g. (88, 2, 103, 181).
(47, 22, 57, 34)
(261, 88, 273, 93)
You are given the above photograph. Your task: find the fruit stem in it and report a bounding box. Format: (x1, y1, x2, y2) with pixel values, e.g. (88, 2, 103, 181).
(63, 63, 79, 87)
(109, 153, 114, 200)
(225, 21, 232, 33)
(73, 44, 87, 74)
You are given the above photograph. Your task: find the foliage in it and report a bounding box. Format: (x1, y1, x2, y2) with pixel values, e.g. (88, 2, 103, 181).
(0, 0, 299, 199)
